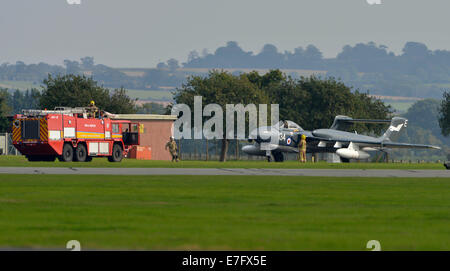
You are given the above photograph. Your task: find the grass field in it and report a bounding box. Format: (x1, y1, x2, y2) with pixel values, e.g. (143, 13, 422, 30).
(384, 101, 415, 113)
(125, 89, 173, 101)
(0, 81, 173, 102)
(0, 155, 446, 169)
(0, 174, 448, 250)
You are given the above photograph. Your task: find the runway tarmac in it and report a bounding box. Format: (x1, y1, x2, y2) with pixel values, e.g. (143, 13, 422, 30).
(0, 167, 448, 178)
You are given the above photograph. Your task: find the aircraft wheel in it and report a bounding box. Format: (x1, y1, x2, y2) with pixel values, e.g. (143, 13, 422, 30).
(75, 144, 87, 162)
(108, 144, 123, 162)
(444, 161, 450, 170)
(60, 143, 74, 162)
(273, 152, 284, 162)
(341, 158, 350, 163)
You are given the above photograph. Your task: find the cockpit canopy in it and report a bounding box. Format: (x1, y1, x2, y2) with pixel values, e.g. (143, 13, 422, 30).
(276, 120, 303, 131)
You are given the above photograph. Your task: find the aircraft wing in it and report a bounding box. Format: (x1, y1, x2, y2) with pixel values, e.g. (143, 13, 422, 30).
(309, 136, 441, 150)
(378, 142, 441, 150)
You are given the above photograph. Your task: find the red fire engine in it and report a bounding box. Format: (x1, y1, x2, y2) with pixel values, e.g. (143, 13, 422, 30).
(11, 107, 140, 162)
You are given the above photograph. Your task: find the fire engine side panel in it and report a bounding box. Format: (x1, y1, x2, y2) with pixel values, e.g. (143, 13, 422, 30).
(63, 115, 76, 139)
(76, 118, 105, 140)
(86, 141, 110, 156)
(47, 114, 62, 138)
(47, 114, 64, 155)
(104, 119, 112, 140)
(77, 118, 115, 156)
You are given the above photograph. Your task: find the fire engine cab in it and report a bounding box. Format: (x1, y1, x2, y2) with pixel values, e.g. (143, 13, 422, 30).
(11, 107, 140, 162)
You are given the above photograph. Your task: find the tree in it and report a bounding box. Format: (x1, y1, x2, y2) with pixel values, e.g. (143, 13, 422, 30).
(0, 88, 11, 132)
(108, 87, 138, 114)
(173, 71, 269, 161)
(402, 42, 431, 59)
(187, 51, 200, 62)
(167, 59, 180, 72)
(137, 102, 167, 114)
(63, 59, 80, 74)
(156, 62, 168, 70)
(8, 89, 39, 114)
(392, 98, 449, 161)
(254, 44, 283, 68)
(439, 91, 450, 136)
(80, 57, 95, 69)
(404, 99, 442, 134)
(37, 74, 136, 114)
(304, 45, 323, 61)
(244, 69, 285, 89)
(142, 69, 185, 88)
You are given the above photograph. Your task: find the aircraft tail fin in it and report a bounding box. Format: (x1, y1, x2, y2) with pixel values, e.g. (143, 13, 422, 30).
(379, 117, 408, 141)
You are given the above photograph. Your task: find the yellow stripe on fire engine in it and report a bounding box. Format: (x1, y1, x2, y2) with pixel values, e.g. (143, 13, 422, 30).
(112, 134, 122, 138)
(40, 118, 48, 142)
(76, 131, 105, 139)
(12, 126, 21, 142)
(12, 119, 22, 142)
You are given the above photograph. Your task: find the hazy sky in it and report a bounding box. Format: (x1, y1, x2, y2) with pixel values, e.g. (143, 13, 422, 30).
(1, 0, 450, 67)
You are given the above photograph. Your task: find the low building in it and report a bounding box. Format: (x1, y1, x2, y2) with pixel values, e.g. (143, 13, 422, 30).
(111, 114, 177, 160)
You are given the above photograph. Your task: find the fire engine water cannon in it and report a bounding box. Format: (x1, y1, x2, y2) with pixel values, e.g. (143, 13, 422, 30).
(12, 107, 139, 162)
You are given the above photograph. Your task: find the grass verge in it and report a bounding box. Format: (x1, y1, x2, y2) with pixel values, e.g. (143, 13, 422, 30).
(0, 174, 448, 250)
(0, 156, 446, 169)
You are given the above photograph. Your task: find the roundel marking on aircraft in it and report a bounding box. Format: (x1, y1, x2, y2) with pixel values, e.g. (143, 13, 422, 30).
(286, 137, 292, 145)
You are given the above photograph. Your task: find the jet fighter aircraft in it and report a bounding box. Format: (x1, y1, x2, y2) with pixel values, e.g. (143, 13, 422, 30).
(242, 115, 441, 162)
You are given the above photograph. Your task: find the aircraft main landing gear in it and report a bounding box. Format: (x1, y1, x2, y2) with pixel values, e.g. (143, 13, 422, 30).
(273, 152, 284, 162)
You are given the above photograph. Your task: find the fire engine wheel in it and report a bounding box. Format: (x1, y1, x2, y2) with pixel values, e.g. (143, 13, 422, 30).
(59, 144, 74, 162)
(108, 144, 123, 162)
(75, 144, 88, 162)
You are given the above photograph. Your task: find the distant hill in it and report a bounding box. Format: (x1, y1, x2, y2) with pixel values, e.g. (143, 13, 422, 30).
(2, 41, 450, 99)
